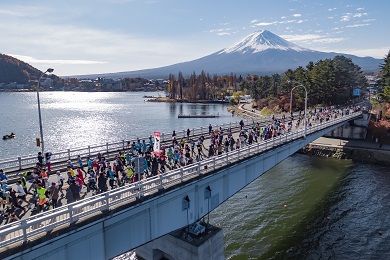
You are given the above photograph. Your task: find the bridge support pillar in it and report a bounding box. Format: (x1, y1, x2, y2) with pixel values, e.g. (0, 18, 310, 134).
(135, 224, 224, 260)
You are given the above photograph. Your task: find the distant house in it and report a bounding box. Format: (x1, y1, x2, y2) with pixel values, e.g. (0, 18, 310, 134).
(16, 83, 27, 89)
(100, 78, 123, 91)
(40, 77, 53, 87)
(78, 79, 97, 91)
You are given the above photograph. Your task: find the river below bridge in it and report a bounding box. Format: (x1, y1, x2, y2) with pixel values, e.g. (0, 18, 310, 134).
(1, 92, 388, 259)
(117, 154, 389, 260)
(212, 154, 390, 259)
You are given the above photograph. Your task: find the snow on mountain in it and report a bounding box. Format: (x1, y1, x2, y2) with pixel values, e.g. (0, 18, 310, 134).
(219, 30, 310, 54)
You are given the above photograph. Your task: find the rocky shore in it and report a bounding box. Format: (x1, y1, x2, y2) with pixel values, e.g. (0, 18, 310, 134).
(300, 137, 390, 166)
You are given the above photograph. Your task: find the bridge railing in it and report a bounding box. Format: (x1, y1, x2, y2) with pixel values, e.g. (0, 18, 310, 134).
(0, 111, 361, 250)
(0, 118, 263, 174)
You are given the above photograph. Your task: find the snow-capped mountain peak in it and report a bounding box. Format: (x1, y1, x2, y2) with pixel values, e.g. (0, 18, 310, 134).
(219, 30, 309, 54)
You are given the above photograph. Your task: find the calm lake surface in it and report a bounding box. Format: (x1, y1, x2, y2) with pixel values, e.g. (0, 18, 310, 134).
(1, 92, 389, 259)
(0, 91, 233, 159)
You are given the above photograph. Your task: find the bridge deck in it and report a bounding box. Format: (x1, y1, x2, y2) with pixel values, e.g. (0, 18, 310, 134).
(0, 111, 362, 258)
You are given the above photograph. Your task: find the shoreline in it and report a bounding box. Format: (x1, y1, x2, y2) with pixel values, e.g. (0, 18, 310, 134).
(300, 137, 390, 166)
(146, 97, 229, 104)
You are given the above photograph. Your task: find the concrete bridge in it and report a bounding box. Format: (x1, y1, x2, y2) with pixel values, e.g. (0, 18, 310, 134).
(0, 111, 362, 260)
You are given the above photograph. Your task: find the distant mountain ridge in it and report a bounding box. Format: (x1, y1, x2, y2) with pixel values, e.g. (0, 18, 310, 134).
(76, 30, 380, 79)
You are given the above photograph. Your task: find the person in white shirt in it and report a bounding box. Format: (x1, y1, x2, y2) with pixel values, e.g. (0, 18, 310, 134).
(16, 180, 30, 206)
(56, 171, 64, 195)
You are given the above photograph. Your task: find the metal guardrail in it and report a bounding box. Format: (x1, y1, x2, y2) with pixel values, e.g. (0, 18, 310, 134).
(0, 118, 257, 173)
(0, 111, 361, 249)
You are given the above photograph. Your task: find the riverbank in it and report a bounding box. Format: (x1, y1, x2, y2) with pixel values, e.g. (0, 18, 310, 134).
(147, 97, 229, 104)
(301, 137, 390, 166)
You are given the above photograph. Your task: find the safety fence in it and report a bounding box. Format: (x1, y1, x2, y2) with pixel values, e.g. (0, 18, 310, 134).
(0, 116, 281, 177)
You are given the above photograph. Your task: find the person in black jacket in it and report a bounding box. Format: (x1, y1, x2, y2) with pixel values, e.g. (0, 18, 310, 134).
(69, 180, 80, 202)
(37, 152, 44, 167)
(151, 156, 158, 176)
(98, 172, 108, 193)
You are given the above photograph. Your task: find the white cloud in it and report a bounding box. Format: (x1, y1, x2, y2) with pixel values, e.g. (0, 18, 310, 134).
(292, 14, 302, 17)
(281, 34, 344, 44)
(340, 12, 368, 22)
(279, 19, 300, 24)
(0, 10, 25, 17)
(353, 13, 367, 18)
(209, 28, 231, 33)
(340, 13, 352, 22)
(252, 18, 305, 28)
(356, 8, 364, 11)
(9, 54, 107, 65)
(0, 14, 200, 75)
(0, 5, 50, 18)
(252, 21, 278, 27)
(281, 34, 323, 41)
(311, 37, 344, 44)
(217, 32, 231, 36)
(319, 46, 389, 59)
(251, 19, 258, 23)
(346, 23, 370, 28)
(328, 8, 337, 11)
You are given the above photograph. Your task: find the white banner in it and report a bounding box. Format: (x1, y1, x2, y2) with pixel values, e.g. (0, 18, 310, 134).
(153, 132, 161, 154)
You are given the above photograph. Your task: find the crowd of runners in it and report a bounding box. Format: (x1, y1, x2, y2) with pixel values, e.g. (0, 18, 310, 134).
(0, 106, 361, 223)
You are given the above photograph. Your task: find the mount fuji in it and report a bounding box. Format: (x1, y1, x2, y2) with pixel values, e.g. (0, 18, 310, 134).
(79, 30, 381, 79)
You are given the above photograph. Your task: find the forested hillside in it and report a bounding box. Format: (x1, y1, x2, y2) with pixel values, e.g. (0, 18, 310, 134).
(0, 54, 43, 83)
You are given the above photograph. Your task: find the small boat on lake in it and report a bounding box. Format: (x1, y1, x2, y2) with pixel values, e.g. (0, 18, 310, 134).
(178, 114, 220, 118)
(3, 133, 16, 140)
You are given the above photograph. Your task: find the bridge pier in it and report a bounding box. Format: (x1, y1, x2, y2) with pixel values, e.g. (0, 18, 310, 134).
(135, 224, 224, 260)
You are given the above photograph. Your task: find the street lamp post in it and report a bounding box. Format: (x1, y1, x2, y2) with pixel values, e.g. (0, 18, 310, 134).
(290, 86, 297, 115)
(289, 81, 308, 138)
(36, 68, 54, 155)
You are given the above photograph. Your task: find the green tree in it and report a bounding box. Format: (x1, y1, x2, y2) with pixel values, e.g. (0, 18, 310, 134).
(167, 74, 176, 99)
(379, 50, 390, 88)
(177, 71, 184, 100)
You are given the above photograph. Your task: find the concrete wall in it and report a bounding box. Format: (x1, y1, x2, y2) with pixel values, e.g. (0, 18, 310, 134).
(325, 124, 367, 140)
(325, 114, 369, 140)
(136, 226, 224, 260)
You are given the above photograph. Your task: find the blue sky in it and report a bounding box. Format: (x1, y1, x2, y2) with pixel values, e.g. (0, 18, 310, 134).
(1, 0, 389, 76)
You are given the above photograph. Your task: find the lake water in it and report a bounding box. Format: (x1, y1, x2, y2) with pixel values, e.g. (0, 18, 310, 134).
(0, 91, 233, 159)
(1, 91, 389, 259)
(213, 154, 390, 259)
